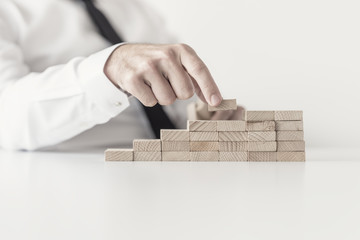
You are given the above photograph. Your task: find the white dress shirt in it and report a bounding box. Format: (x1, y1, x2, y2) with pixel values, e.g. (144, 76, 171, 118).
(0, 0, 190, 151)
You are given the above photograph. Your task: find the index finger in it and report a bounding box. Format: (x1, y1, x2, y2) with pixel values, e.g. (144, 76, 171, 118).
(177, 44, 223, 107)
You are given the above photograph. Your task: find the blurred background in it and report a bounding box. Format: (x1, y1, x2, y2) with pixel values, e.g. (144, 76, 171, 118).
(147, 0, 360, 149)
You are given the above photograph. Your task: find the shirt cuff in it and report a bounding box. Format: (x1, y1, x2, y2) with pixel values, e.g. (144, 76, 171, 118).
(77, 43, 130, 120)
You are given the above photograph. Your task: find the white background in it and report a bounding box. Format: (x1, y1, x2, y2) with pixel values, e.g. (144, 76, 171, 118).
(146, 0, 360, 148)
(2, 2, 360, 238)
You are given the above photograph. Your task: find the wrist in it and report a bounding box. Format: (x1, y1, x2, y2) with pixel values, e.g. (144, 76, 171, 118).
(104, 45, 122, 88)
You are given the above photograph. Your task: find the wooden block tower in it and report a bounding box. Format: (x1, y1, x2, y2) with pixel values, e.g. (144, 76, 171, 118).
(105, 99, 305, 162)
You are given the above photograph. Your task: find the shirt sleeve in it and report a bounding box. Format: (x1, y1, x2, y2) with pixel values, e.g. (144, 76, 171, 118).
(0, 21, 129, 150)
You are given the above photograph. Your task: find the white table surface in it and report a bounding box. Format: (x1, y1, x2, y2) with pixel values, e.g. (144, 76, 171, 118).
(1, 148, 360, 240)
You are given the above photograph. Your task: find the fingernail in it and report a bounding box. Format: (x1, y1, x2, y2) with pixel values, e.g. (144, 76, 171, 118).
(210, 94, 222, 106)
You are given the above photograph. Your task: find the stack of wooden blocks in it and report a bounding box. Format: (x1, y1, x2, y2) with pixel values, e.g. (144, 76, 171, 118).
(105, 100, 305, 162)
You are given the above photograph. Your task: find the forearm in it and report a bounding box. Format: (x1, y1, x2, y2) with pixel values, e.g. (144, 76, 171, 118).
(0, 45, 129, 150)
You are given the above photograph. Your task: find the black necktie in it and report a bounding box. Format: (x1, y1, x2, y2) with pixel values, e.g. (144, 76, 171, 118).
(80, 0, 176, 138)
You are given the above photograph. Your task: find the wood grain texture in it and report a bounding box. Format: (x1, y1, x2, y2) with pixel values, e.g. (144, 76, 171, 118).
(246, 121, 275, 131)
(105, 149, 133, 161)
(248, 142, 277, 152)
(208, 99, 237, 111)
(162, 152, 190, 161)
(217, 120, 246, 131)
(277, 131, 304, 141)
(133, 139, 161, 152)
(277, 152, 305, 162)
(218, 132, 248, 142)
(277, 141, 305, 152)
(275, 111, 303, 121)
(219, 152, 248, 161)
(190, 142, 219, 151)
(190, 152, 219, 161)
(162, 141, 190, 152)
(246, 111, 275, 121)
(248, 131, 276, 142)
(160, 130, 189, 141)
(187, 120, 217, 132)
(275, 121, 303, 131)
(134, 152, 162, 161)
(248, 152, 277, 162)
(219, 142, 248, 152)
(190, 132, 218, 141)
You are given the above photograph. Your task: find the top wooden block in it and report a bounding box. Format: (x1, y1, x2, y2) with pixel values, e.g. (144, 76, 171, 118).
(246, 111, 275, 121)
(188, 120, 217, 132)
(208, 99, 237, 112)
(133, 139, 161, 152)
(160, 130, 189, 141)
(275, 111, 303, 121)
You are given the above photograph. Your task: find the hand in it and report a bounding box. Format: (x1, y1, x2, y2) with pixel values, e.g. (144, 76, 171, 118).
(210, 106, 246, 120)
(104, 43, 222, 107)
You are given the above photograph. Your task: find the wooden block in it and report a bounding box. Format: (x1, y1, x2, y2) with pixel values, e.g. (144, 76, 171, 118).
(208, 99, 237, 111)
(277, 131, 304, 141)
(196, 100, 214, 120)
(248, 131, 276, 142)
(275, 111, 303, 121)
(105, 149, 133, 161)
(246, 111, 275, 121)
(217, 120, 246, 131)
(190, 152, 219, 161)
(246, 121, 275, 131)
(277, 152, 306, 162)
(188, 120, 217, 132)
(190, 142, 219, 151)
(218, 132, 248, 141)
(162, 141, 190, 152)
(187, 100, 214, 121)
(277, 141, 305, 152)
(133, 139, 161, 152)
(248, 142, 277, 151)
(219, 152, 248, 161)
(162, 152, 190, 161)
(134, 152, 162, 161)
(190, 132, 218, 141)
(161, 130, 189, 141)
(219, 142, 248, 152)
(248, 152, 277, 162)
(275, 121, 303, 131)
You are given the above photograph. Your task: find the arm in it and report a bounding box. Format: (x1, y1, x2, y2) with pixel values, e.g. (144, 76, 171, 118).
(0, 23, 129, 150)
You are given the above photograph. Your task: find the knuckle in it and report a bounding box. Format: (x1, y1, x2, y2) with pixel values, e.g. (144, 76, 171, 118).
(191, 61, 208, 75)
(176, 43, 193, 52)
(139, 59, 157, 74)
(159, 47, 177, 62)
(177, 88, 194, 100)
(158, 47, 176, 64)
